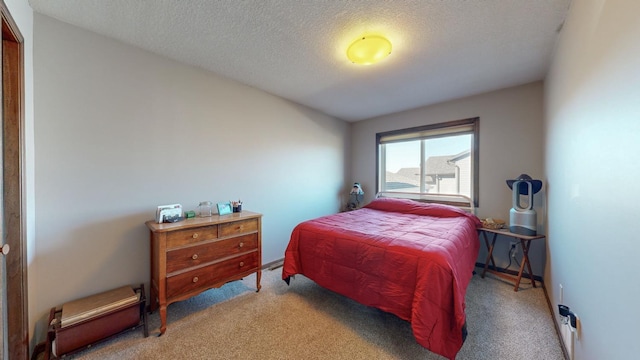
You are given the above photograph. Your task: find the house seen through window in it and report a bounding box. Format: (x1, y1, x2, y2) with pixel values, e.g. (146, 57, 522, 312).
(376, 118, 479, 207)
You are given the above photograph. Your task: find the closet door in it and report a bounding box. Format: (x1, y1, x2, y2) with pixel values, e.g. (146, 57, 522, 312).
(1, 2, 26, 359)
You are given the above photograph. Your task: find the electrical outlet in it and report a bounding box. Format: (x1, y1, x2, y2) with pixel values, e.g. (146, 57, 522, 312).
(559, 284, 564, 303)
(510, 241, 518, 258)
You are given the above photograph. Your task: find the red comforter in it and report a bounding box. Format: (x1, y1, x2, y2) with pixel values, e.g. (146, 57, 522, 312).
(282, 197, 481, 359)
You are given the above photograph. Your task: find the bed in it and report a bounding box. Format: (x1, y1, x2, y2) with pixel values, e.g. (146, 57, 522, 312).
(282, 196, 481, 359)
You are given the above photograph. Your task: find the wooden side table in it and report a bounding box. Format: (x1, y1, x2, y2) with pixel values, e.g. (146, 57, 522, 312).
(479, 228, 545, 291)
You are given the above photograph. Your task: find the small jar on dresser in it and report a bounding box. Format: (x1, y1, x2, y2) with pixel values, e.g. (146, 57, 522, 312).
(146, 211, 262, 335)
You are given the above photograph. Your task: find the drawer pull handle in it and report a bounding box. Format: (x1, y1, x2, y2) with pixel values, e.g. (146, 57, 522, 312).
(192, 276, 199, 283)
(192, 254, 198, 260)
(239, 261, 244, 267)
(238, 242, 244, 248)
(192, 233, 199, 239)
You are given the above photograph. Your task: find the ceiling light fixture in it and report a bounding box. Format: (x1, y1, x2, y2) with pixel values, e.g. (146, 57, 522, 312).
(346, 35, 392, 65)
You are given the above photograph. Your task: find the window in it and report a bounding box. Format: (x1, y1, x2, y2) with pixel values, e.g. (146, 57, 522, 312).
(376, 117, 479, 207)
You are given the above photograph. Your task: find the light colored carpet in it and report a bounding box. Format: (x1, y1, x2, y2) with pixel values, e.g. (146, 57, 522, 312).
(63, 267, 564, 360)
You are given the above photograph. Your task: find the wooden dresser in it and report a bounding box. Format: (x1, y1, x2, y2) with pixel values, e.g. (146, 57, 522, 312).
(146, 211, 262, 334)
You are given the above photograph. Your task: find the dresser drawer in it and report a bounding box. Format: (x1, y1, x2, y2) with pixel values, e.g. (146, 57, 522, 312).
(166, 252, 258, 298)
(219, 218, 258, 237)
(166, 233, 258, 274)
(166, 225, 218, 249)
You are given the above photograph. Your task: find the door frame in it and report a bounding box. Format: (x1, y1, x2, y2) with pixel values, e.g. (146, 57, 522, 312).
(1, 1, 27, 359)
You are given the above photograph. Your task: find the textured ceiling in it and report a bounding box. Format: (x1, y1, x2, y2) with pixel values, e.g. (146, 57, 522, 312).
(28, 0, 571, 122)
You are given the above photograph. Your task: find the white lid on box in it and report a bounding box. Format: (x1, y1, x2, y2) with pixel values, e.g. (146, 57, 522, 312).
(61, 286, 139, 328)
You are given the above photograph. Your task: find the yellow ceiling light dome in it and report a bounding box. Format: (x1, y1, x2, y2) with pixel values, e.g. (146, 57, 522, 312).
(347, 35, 392, 65)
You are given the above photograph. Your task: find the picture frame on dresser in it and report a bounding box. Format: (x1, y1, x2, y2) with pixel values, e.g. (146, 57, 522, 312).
(216, 202, 232, 215)
(155, 204, 182, 223)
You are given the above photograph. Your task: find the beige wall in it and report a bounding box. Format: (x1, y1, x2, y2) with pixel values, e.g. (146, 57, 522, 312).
(31, 14, 349, 344)
(352, 82, 546, 271)
(544, 0, 640, 358)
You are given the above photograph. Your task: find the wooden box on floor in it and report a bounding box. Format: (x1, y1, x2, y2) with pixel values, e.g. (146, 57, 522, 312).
(43, 284, 148, 359)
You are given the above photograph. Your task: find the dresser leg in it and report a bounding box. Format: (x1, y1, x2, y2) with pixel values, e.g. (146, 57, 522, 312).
(256, 269, 262, 292)
(159, 304, 167, 335)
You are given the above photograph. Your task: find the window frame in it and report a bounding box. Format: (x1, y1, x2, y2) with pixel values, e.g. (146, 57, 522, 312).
(375, 117, 479, 207)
